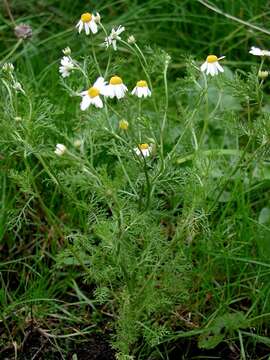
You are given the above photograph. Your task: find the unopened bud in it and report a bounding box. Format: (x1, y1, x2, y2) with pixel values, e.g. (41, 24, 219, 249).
(127, 35, 136, 44)
(55, 144, 67, 156)
(258, 70, 269, 79)
(74, 139, 82, 148)
(94, 13, 101, 24)
(2, 63, 14, 73)
(14, 24, 33, 39)
(62, 47, 71, 56)
(119, 119, 129, 130)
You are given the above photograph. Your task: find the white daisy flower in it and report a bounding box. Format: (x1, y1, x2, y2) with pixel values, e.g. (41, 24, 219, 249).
(105, 76, 128, 99)
(200, 55, 225, 76)
(80, 77, 107, 110)
(76, 12, 98, 35)
(131, 80, 151, 98)
(59, 56, 75, 78)
(104, 25, 125, 51)
(134, 143, 152, 157)
(249, 46, 270, 57)
(55, 144, 67, 156)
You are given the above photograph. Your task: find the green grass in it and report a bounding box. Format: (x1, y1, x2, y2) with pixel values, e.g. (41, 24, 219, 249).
(1, 0, 270, 358)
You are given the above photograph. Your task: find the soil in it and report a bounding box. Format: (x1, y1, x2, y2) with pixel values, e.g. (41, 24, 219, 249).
(1, 328, 270, 359)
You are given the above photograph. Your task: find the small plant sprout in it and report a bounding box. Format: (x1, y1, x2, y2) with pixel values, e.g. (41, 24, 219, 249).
(131, 80, 151, 98)
(106, 76, 128, 99)
(54, 144, 67, 156)
(119, 119, 129, 130)
(249, 46, 270, 57)
(200, 55, 225, 76)
(134, 143, 152, 157)
(76, 12, 99, 35)
(59, 56, 75, 78)
(104, 25, 125, 50)
(80, 77, 107, 110)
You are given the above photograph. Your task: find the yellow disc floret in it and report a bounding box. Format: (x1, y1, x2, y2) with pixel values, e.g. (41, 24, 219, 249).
(81, 13, 92, 23)
(139, 143, 149, 150)
(88, 87, 100, 98)
(206, 55, 218, 63)
(110, 76, 123, 85)
(136, 80, 148, 88)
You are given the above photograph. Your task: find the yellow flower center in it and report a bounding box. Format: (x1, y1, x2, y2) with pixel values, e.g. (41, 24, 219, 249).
(206, 55, 218, 63)
(87, 87, 100, 98)
(139, 143, 149, 150)
(119, 120, 129, 130)
(136, 80, 148, 88)
(81, 13, 92, 23)
(109, 76, 123, 85)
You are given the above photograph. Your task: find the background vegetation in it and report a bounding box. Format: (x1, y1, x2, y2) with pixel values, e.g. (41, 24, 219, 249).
(1, 0, 270, 359)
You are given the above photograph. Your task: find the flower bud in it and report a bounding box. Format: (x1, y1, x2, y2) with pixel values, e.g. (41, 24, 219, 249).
(74, 139, 82, 148)
(14, 24, 33, 39)
(55, 144, 67, 156)
(2, 63, 14, 73)
(127, 35, 136, 44)
(62, 47, 71, 56)
(258, 70, 269, 79)
(94, 13, 101, 24)
(119, 119, 129, 130)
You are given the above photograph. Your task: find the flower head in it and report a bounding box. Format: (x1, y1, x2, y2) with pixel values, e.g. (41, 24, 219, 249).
(105, 76, 128, 99)
(59, 56, 75, 78)
(134, 143, 152, 157)
(14, 24, 32, 39)
(55, 144, 67, 156)
(76, 12, 98, 35)
(80, 77, 107, 110)
(104, 26, 125, 51)
(119, 119, 129, 130)
(249, 46, 270, 57)
(131, 80, 151, 98)
(200, 55, 225, 76)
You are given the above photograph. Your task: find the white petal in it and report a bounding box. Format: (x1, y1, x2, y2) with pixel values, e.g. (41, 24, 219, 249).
(200, 61, 207, 72)
(76, 20, 83, 33)
(89, 20, 98, 34)
(80, 95, 91, 111)
(209, 64, 216, 76)
(94, 77, 106, 91)
(91, 96, 103, 108)
(103, 85, 115, 98)
(216, 62, 224, 73)
(84, 23, 90, 35)
(131, 87, 137, 95)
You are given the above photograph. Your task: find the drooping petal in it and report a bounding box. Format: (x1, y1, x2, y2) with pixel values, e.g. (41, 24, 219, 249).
(89, 19, 98, 34)
(84, 23, 90, 35)
(92, 96, 103, 108)
(80, 95, 91, 111)
(200, 61, 208, 72)
(216, 62, 224, 73)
